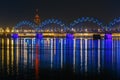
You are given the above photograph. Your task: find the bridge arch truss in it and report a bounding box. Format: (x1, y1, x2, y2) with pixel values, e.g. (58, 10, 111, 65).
(14, 21, 37, 33)
(36, 19, 67, 33)
(69, 17, 105, 33)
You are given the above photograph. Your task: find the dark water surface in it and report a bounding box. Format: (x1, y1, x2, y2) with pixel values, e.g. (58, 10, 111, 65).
(0, 38, 120, 80)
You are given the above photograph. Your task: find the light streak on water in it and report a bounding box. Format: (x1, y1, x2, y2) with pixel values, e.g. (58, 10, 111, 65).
(54, 38, 56, 55)
(85, 39, 87, 72)
(61, 38, 63, 69)
(80, 38, 83, 71)
(73, 39, 76, 72)
(16, 38, 19, 74)
(11, 39, 14, 74)
(24, 38, 28, 67)
(51, 39, 53, 69)
(112, 39, 113, 64)
(7, 38, 9, 74)
(32, 38, 34, 67)
(0, 37, 120, 79)
(98, 40, 100, 72)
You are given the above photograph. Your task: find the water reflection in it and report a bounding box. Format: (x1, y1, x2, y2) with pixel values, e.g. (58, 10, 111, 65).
(0, 38, 120, 79)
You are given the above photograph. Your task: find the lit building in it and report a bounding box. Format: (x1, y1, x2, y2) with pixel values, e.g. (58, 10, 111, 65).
(34, 9, 41, 25)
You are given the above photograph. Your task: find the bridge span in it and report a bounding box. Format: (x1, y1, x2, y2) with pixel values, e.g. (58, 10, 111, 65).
(0, 31, 119, 39)
(1, 17, 120, 39)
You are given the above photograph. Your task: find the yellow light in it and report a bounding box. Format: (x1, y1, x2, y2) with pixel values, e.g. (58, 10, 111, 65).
(7, 38, 10, 74)
(46, 29, 49, 32)
(0, 28, 4, 33)
(11, 27, 15, 32)
(6, 27, 10, 33)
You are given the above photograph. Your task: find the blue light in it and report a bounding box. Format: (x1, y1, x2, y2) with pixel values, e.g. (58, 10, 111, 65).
(12, 34, 18, 39)
(36, 33, 43, 39)
(104, 34, 112, 39)
(66, 33, 74, 39)
(69, 17, 104, 29)
(15, 21, 36, 30)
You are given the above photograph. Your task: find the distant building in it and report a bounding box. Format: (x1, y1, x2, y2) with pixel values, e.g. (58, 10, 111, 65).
(34, 9, 40, 25)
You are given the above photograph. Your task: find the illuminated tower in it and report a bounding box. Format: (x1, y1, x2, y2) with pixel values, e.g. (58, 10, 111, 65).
(34, 9, 40, 25)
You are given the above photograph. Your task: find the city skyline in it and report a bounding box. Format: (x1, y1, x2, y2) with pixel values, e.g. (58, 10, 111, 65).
(0, 0, 120, 27)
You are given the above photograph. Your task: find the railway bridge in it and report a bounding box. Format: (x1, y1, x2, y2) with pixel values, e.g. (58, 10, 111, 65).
(0, 17, 120, 39)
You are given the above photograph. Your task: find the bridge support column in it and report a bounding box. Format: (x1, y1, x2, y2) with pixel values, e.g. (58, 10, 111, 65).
(66, 33, 74, 39)
(11, 33, 19, 39)
(36, 33, 43, 39)
(104, 34, 112, 39)
(93, 34, 101, 40)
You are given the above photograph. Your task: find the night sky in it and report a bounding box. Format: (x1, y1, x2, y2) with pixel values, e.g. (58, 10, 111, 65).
(0, 0, 120, 27)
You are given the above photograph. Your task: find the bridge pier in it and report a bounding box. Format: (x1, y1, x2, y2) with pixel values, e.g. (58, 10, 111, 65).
(12, 33, 19, 39)
(93, 34, 101, 40)
(36, 33, 43, 39)
(66, 33, 74, 39)
(104, 34, 112, 39)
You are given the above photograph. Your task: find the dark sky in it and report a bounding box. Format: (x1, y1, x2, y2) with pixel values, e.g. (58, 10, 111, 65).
(0, 0, 120, 26)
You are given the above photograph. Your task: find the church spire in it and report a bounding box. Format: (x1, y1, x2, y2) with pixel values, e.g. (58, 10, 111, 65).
(34, 9, 40, 25)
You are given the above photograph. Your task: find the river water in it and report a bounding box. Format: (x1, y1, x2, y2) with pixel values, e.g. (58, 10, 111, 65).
(0, 38, 120, 80)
